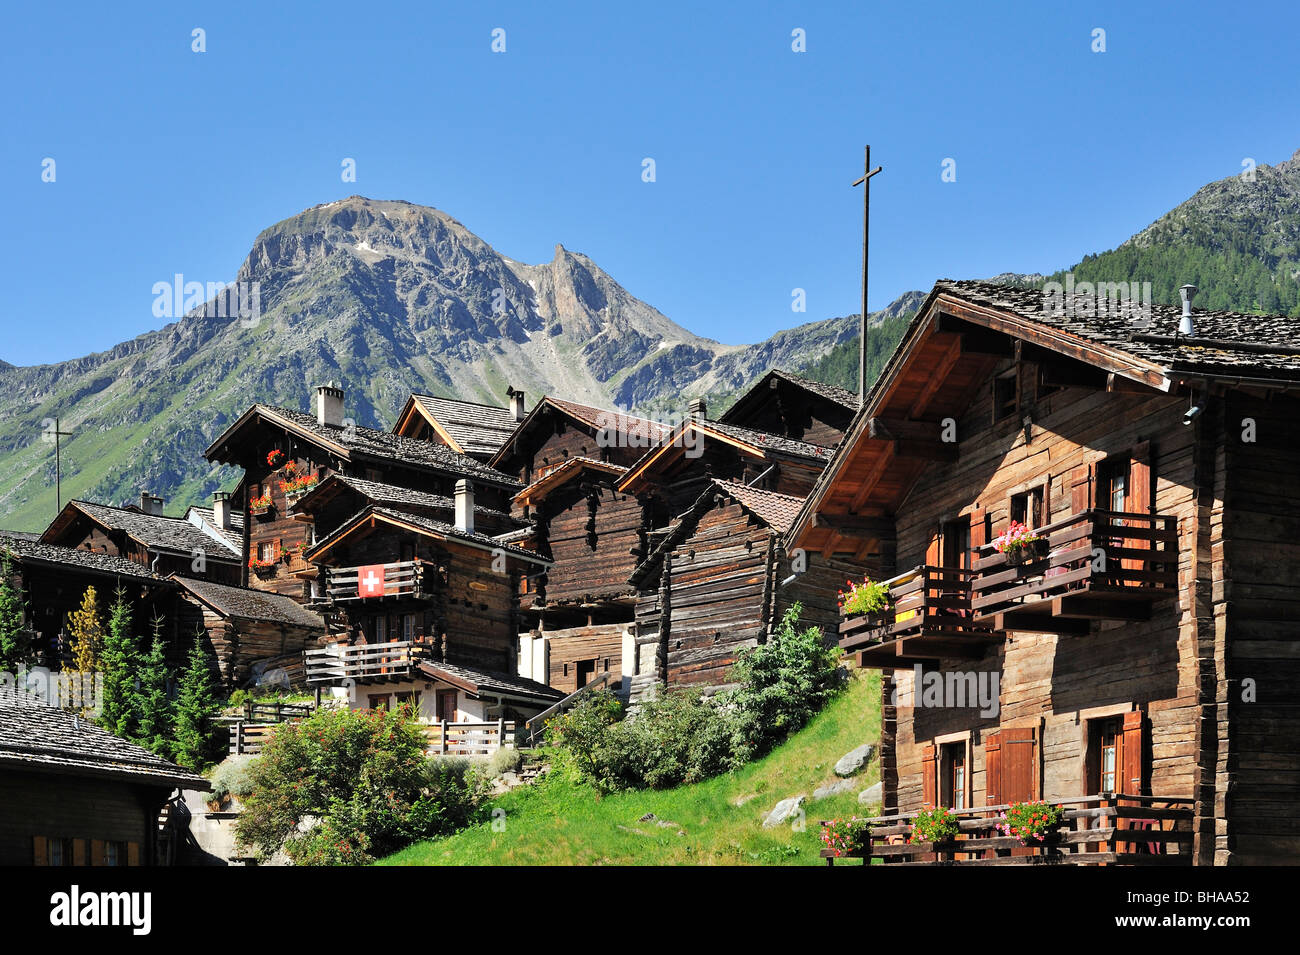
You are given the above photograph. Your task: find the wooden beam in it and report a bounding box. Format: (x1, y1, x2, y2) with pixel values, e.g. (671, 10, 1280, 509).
(867, 416, 949, 442)
(813, 512, 896, 539)
(891, 439, 958, 463)
(991, 612, 1091, 636)
(1050, 595, 1153, 621)
(935, 313, 1017, 356)
(909, 336, 964, 419)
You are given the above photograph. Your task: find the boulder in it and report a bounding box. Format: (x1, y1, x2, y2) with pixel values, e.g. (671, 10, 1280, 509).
(835, 743, 877, 777)
(762, 795, 806, 829)
(812, 778, 857, 800)
(858, 782, 883, 806)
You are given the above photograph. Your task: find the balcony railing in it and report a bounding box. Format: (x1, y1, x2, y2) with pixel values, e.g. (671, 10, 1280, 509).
(821, 793, 1194, 866)
(420, 719, 517, 756)
(323, 560, 427, 603)
(839, 565, 999, 667)
(970, 509, 1177, 634)
(304, 639, 430, 684)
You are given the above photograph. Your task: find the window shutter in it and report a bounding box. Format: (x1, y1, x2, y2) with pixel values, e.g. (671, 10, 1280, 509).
(924, 531, 940, 569)
(1069, 465, 1092, 514)
(1121, 710, 1145, 796)
(73, 839, 86, 866)
(90, 839, 105, 867)
(1000, 726, 1039, 802)
(32, 836, 48, 866)
(968, 509, 987, 566)
(127, 842, 141, 867)
(984, 733, 1002, 806)
(921, 744, 938, 806)
(1131, 442, 1153, 515)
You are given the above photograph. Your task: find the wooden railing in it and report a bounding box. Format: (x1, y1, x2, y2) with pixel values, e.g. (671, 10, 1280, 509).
(323, 560, 426, 603)
(822, 793, 1194, 866)
(970, 509, 1177, 625)
(523, 671, 614, 746)
(839, 565, 993, 651)
(303, 640, 430, 683)
(420, 719, 516, 756)
(244, 700, 313, 722)
(227, 720, 279, 756)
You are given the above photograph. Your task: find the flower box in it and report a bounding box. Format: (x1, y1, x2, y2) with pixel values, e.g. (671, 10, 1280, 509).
(1004, 538, 1048, 566)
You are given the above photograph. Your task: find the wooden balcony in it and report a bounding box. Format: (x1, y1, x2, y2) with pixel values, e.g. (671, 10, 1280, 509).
(822, 793, 1194, 866)
(839, 565, 999, 668)
(323, 560, 427, 603)
(970, 509, 1177, 634)
(304, 639, 430, 684)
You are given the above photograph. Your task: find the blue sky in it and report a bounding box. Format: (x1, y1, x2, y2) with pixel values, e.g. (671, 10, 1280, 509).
(4, 0, 1299, 365)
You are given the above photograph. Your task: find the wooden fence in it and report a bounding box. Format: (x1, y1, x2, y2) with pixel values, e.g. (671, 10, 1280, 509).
(420, 719, 516, 756)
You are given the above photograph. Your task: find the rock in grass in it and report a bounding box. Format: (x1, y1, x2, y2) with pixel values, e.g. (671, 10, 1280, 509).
(858, 782, 883, 806)
(834, 744, 877, 777)
(813, 777, 857, 800)
(762, 795, 806, 829)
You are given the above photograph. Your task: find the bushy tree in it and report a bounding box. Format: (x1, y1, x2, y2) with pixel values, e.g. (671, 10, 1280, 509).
(235, 704, 487, 865)
(173, 630, 223, 771)
(67, 585, 105, 672)
(0, 557, 34, 672)
(98, 588, 139, 738)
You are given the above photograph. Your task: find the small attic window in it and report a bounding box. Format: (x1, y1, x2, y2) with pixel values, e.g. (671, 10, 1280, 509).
(993, 370, 1018, 423)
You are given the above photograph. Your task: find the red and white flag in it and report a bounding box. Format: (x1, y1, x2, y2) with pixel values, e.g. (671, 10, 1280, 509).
(358, 564, 386, 598)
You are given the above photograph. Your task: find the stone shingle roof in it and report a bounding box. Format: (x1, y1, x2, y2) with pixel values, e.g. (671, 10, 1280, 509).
(0, 534, 166, 583)
(185, 505, 244, 551)
(171, 576, 326, 630)
(513, 456, 628, 504)
(417, 661, 563, 704)
(703, 420, 835, 462)
(409, 395, 519, 457)
(546, 398, 672, 441)
(0, 698, 208, 790)
(245, 405, 521, 488)
(934, 279, 1300, 380)
(296, 474, 519, 524)
(306, 505, 549, 566)
(46, 500, 240, 559)
(712, 479, 806, 534)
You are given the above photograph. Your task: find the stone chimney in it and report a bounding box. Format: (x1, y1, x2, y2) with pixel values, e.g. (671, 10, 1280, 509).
(212, 491, 232, 531)
(139, 492, 164, 516)
(508, 387, 526, 421)
(688, 397, 707, 422)
(316, 382, 345, 428)
(1178, 284, 1197, 337)
(454, 480, 475, 535)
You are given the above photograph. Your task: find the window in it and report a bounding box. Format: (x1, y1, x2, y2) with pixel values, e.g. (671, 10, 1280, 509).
(1088, 717, 1123, 794)
(402, 614, 416, 641)
(993, 370, 1018, 422)
(258, 541, 277, 562)
(373, 615, 387, 642)
(368, 693, 391, 711)
(1097, 457, 1130, 513)
(48, 838, 74, 866)
(941, 520, 971, 569)
(1010, 486, 1045, 530)
(940, 742, 967, 810)
(104, 841, 127, 867)
(1035, 364, 1060, 399)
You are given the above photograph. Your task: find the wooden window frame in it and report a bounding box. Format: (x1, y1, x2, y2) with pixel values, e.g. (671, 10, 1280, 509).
(992, 369, 1019, 424)
(933, 730, 973, 811)
(1076, 702, 1141, 797)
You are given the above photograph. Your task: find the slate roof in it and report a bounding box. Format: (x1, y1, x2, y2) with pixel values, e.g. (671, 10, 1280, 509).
(513, 456, 628, 504)
(213, 405, 522, 488)
(292, 474, 520, 525)
(934, 280, 1300, 381)
(0, 534, 166, 583)
(185, 505, 245, 551)
(0, 698, 208, 790)
(408, 394, 519, 457)
(720, 369, 860, 422)
(713, 480, 806, 534)
(546, 398, 672, 441)
(171, 576, 326, 630)
(44, 500, 241, 559)
(417, 661, 563, 705)
(305, 506, 550, 566)
(704, 420, 836, 462)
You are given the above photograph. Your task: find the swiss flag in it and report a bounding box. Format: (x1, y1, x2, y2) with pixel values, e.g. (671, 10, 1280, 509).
(358, 564, 386, 599)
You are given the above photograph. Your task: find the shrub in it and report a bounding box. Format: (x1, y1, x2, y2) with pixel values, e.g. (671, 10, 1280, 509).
(208, 755, 257, 805)
(484, 746, 523, 778)
(545, 689, 624, 783)
(234, 705, 485, 865)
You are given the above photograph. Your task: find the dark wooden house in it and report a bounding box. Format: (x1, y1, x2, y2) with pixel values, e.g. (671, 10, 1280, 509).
(41, 497, 242, 586)
(0, 697, 207, 866)
(203, 384, 520, 601)
(790, 279, 1300, 865)
(718, 368, 859, 446)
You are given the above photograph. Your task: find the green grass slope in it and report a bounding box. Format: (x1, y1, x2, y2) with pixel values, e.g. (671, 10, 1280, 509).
(381, 668, 881, 866)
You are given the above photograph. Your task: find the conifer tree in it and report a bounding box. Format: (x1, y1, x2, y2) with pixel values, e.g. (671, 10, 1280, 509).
(67, 585, 105, 672)
(173, 629, 222, 771)
(133, 617, 173, 759)
(99, 587, 139, 738)
(0, 557, 34, 673)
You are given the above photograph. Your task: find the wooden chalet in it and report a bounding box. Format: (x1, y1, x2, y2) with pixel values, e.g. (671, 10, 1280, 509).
(718, 368, 859, 446)
(203, 383, 520, 601)
(491, 396, 672, 698)
(628, 479, 853, 693)
(41, 496, 242, 585)
(0, 535, 174, 668)
(790, 279, 1300, 865)
(168, 576, 326, 688)
(300, 487, 560, 738)
(392, 390, 526, 461)
(0, 696, 207, 866)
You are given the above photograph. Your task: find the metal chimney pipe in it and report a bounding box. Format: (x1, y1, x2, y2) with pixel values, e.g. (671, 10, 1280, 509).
(1178, 285, 1197, 337)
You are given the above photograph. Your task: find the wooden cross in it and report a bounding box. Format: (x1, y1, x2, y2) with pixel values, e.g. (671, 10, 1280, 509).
(852, 146, 884, 405)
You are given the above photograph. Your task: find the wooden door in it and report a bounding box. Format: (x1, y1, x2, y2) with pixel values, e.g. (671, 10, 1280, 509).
(436, 689, 458, 722)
